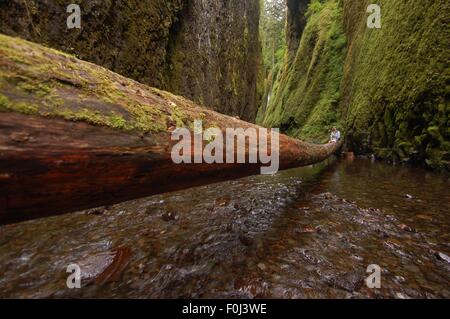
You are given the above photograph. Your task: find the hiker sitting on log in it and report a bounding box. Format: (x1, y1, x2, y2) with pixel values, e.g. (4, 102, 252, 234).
(330, 127, 341, 143)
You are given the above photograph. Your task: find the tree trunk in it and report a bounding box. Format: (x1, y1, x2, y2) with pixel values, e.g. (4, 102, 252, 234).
(0, 34, 342, 225)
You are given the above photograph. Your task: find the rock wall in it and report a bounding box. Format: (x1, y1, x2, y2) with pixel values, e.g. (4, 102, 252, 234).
(285, 0, 310, 61)
(259, 0, 449, 169)
(260, 0, 345, 142)
(0, 0, 261, 121)
(341, 0, 449, 169)
(164, 0, 262, 120)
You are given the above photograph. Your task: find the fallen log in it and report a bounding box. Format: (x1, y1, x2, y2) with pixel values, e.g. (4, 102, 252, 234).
(0, 34, 342, 225)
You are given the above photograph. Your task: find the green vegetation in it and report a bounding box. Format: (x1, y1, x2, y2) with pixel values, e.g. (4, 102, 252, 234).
(259, 0, 346, 143)
(258, 0, 448, 169)
(0, 0, 261, 121)
(0, 93, 38, 114)
(0, 34, 191, 133)
(256, 0, 287, 124)
(0, 0, 448, 169)
(259, 0, 286, 72)
(55, 108, 127, 130)
(342, 0, 449, 169)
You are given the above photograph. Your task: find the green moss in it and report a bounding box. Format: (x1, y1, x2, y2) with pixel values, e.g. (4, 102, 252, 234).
(0, 34, 204, 133)
(427, 126, 441, 141)
(16, 79, 54, 97)
(109, 113, 127, 130)
(52, 108, 129, 130)
(261, 0, 346, 143)
(0, 93, 39, 115)
(4, 0, 263, 120)
(259, 0, 448, 169)
(341, 0, 449, 169)
(0, 93, 8, 108)
(169, 104, 187, 127)
(59, 108, 107, 126)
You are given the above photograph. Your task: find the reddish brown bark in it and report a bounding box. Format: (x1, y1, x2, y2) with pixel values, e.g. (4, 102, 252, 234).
(0, 34, 342, 225)
(0, 113, 341, 225)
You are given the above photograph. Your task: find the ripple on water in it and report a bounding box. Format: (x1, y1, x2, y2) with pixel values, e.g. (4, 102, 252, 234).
(0, 159, 449, 298)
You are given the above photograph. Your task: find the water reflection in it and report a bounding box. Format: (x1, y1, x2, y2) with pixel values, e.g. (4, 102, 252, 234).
(0, 158, 448, 298)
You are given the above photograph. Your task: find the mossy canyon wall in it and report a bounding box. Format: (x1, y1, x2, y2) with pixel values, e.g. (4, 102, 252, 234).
(259, 0, 449, 169)
(0, 0, 261, 121)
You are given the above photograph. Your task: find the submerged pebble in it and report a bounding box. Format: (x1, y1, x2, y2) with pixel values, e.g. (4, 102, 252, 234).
(0, 159, 448, 298)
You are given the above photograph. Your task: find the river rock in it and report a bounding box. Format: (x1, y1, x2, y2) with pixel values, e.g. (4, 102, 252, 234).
(298, 226, 317, 234)
(74, 246, 133, 286)
(435, 252, 450, 264)
(86, 207, 107, 216)
(326, 272, 364, 293)
(398, 224, 415, 232)
(161, 212, 177, 222)
(395, 292, 411, 299)
(215, 196, 230, 207)
(95, 246, 132, 285)
(239, 233, 254, 246)
(257, 263, 267, 271)
(76, 251, 116, 282)
(416, 214, 433, 221)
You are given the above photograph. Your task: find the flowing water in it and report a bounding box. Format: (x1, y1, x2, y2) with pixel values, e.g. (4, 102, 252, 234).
(0, 158, 449, 298)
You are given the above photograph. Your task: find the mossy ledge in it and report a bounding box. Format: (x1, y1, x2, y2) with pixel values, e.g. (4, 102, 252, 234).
(259, 0, 449, 170)
(0, 0, 261, 122)
(0, 34, 228, 133)
(341, 0, 449, 170)
(259, 0, 346, 144)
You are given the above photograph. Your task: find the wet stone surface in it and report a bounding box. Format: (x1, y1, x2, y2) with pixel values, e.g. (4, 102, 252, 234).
(0, 159, 449, 298)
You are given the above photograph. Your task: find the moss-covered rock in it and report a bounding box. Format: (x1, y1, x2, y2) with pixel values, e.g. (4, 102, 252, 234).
(163, 0, 262, 121)
(259, 0, 346, 144)
(259, 0, 449, 169)
(0, 0, 261, 121)
(0, 34, 195, 133)
(286, 0, 311, 61)
(341, 0, 449, 169)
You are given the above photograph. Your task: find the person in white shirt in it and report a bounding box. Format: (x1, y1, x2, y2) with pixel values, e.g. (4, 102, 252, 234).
(330, 127, 341, 143)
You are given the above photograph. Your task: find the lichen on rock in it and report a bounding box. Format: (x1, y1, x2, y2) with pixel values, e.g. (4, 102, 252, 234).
(0, 34, 199, 133)
(0, 0, 262, 121)
(259, 0, 346, 144)
(258, 0, 449, 169)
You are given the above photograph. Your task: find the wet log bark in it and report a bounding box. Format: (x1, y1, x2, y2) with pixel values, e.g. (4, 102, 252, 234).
(0, 34, 342, 225)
